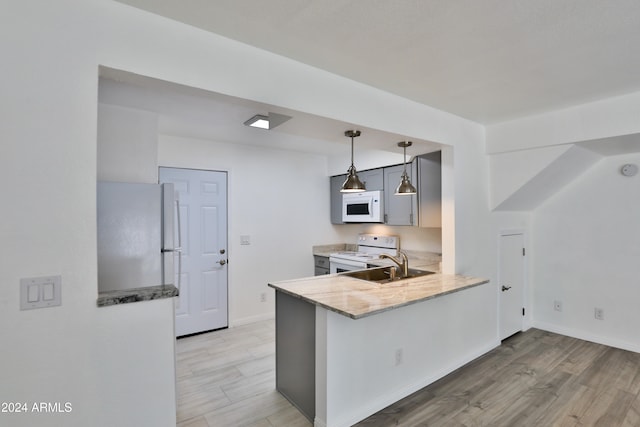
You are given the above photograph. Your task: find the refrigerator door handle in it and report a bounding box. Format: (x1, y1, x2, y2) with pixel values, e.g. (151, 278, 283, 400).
(160, 202, 182, 253)
(174, 199, 182, 292)
(161, 183, 182, 288)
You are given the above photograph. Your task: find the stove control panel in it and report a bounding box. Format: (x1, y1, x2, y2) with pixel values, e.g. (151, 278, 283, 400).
(357, 234, 399, 250)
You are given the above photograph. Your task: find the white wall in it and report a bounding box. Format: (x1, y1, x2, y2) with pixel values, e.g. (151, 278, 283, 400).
(487, 88, 640, 352)
(486, 90, 640, 154)
(317, 282, 497, 427)
(489, 145, 571, 209)
(97, 103, 159, 183)
(0, 1, 490, 426)
(532, 153, 640, 352)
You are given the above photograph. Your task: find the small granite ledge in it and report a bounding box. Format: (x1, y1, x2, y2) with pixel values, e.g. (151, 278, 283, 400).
(97, 285, 179, 307)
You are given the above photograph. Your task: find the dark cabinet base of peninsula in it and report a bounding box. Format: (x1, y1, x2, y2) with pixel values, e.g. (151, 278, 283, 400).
(275, 291, 315, 422)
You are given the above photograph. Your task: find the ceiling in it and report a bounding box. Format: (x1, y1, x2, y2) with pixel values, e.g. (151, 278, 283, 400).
(99, 67, 440, 159)
(114, 0, 640, 125)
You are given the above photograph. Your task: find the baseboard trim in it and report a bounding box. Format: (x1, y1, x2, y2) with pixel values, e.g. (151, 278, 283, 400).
(229, 312, 274, 327)
(533, 321, 640, 353)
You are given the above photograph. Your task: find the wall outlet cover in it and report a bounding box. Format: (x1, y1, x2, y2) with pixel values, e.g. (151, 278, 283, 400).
(594, 307, 604, 320)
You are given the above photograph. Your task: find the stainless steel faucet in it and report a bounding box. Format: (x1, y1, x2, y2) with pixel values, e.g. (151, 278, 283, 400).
(380, 251, 409, 277)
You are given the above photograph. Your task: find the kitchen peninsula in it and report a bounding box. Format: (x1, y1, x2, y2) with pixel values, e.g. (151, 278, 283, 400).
(268, 269, 496, 427)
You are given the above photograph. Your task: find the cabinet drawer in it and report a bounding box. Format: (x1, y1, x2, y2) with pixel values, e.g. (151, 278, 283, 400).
(314, 266, 330, 276)
(314, 255, 329, 268)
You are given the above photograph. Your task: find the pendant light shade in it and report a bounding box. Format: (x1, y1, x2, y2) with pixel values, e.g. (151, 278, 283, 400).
(341, 130, 366, 193)
(395, 141, 417, 195)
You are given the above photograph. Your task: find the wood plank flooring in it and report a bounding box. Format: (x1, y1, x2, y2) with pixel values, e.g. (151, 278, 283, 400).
(176, 321, 640, 427)
(176, 319, 311, 427)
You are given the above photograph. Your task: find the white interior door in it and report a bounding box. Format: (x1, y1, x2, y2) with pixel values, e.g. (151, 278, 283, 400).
(499, 233, 526, 340)
(159, 167, 228, 337)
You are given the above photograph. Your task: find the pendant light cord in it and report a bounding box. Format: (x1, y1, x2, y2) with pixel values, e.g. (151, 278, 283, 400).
(403, 144, 408, 174)
(351, 134, 355, 168)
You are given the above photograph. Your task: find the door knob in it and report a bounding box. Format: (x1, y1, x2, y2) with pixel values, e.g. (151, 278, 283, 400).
(501, 285, 512, 292)
(220, 249, 226, 254)
(217, 259, 227, 266)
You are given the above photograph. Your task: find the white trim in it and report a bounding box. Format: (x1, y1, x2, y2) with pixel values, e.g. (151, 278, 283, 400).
(499, 228, 527, 237)
(533, 321, 640, 354)
(313, 419, 327, 427)
(229, 312, 274, 327)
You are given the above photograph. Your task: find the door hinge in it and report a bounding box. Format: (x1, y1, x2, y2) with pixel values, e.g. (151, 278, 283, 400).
(522, 307, 525, 316)
(409, 213, 414, 225)
(384, 214, 388, 224)
(522, 248, 526, 256)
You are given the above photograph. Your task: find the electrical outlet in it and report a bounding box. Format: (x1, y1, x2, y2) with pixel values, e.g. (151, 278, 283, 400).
(260, 292, 267, 303)
(395, 348, 403, 366)
(594, 307, 604, 320)
(554, 300, 562, 312)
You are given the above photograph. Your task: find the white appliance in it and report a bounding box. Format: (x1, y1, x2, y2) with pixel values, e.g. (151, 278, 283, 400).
(329, 234, 399, 273)
(342, 190, 384, 223)
(97, 181, 181, 292)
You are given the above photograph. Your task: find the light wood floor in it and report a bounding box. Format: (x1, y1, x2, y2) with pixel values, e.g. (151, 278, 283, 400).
(175, 319, 311, 427)
(176, 322, 640, 427)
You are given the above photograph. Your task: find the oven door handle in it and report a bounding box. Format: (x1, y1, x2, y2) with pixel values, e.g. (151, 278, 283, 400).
(329, 258, 369, 274)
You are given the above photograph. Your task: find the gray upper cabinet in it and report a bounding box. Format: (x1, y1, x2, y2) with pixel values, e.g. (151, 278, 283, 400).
(383, 164, 416, 226)
(416, 151, 442, 228)
(358, 169, 384, 191)
(329, 151, 440, 227)
(330, 174, 346, 224)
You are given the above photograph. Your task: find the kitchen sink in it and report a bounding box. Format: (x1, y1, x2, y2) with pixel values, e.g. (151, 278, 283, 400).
(342, 266, 435, 283)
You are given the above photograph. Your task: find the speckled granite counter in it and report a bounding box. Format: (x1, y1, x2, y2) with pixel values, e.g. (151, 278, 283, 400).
(311, 243, 357, 257)
(272, 269, 495, 425)
(268, 271, 488, 319)
(97, 284, 179, 307)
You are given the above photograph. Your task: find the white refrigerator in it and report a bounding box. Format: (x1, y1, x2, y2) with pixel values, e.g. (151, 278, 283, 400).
(97, 181, 181, 292)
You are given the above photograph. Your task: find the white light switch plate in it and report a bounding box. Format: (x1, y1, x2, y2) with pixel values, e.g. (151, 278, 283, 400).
(20, 275, 62, 310)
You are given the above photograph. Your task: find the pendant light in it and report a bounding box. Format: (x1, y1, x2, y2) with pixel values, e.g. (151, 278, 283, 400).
(341, 130, 366, 193)
(395, 141, 417, 195)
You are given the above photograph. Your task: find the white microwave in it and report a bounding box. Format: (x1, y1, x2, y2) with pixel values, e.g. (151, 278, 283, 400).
(342, 190, 384, 223)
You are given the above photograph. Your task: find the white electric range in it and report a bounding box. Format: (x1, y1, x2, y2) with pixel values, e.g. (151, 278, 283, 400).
(329, 234, 399, 273)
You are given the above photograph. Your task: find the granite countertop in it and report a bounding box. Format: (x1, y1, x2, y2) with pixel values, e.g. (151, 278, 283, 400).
(97, 284, 179, 307)
(268, 271, 488, 319)
(312, 243, 357, 258)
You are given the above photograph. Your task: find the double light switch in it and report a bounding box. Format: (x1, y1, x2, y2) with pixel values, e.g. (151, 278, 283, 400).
(20, 275, 62, 310)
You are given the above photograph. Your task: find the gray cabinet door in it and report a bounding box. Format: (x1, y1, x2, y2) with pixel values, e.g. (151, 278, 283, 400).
(383, 164, 416, 226)
(358, 168, 384, 191)
(330, 174, 346, 224)
(417, 151, 442, 228)
(331, 153, 440, 227)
